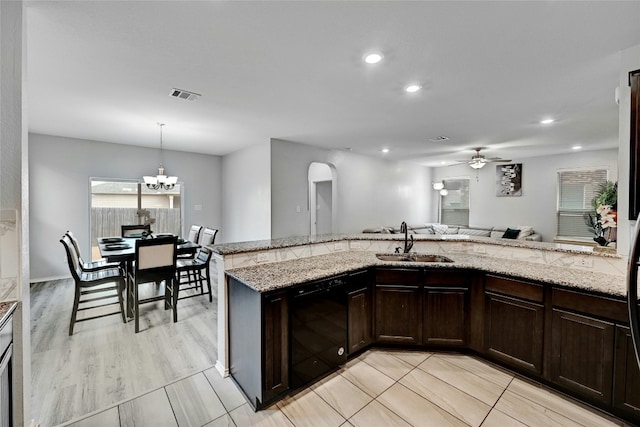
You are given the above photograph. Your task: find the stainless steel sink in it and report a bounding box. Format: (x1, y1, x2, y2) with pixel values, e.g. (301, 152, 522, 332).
(412, 255, 454, 263)
(375, 254, 413, 262)
(375, 253, 454, 263)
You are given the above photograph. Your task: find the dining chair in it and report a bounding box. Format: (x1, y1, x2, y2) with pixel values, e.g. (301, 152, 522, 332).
(178, 224, 203, 260)
(121, 224, 151, 238)
(127, 236, 178, 333)
(186, 225, 203, 244)
(65, 230, 120, 271)
(198, 227, 219, 247)
(175, 248, 213, 306)
(60, 235, 126, 335)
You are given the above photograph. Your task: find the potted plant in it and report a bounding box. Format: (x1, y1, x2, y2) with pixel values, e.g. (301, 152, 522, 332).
(584, 181, 617, 247)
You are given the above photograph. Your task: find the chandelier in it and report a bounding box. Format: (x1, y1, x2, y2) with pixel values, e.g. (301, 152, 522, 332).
(143, 123, 178, 190)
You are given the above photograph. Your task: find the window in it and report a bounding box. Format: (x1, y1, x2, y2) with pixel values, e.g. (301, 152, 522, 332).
(90, 179, 182, 260)
(441, 178, 470, 226)
(556, 169, 607, 239)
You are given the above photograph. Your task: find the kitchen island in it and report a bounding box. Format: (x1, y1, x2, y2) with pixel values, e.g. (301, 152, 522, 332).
(213, 235, 638, 422)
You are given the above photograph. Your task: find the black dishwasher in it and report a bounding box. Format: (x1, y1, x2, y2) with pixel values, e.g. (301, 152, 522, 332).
(290, 275, 347, 389)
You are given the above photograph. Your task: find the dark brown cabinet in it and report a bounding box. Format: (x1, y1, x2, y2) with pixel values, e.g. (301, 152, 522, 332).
(347, 270, 373, 355)
(262, 291, 289, 402)
(613, 325, 640, 417)
(550, 308, 614, 405)
(375, 269, 422, 345)
(423, 271, 469, 347)
(228, 277, 289, 409)
(484, 275, 544, 375)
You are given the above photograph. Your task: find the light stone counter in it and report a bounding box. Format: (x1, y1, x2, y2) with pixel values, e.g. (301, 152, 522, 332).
(211, 233, 628, 378)
(211, 233, 620, 257)
(226, 251, 627, 298)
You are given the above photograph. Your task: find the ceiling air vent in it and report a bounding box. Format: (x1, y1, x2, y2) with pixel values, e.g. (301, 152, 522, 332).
(169, 88, 201, 101)
(429, 136, 450, 142)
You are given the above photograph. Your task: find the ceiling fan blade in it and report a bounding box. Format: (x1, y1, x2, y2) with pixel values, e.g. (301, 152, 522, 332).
(486, 158, 512, 163)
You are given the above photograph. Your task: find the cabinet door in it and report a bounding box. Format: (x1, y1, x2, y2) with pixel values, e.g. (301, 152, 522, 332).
(550, 309, 614, 405)
(375, 285, 421, 344)
(263, 291, 289, 402)
(424, 287, 468, 346)
(485, 292, 544, 375)
(613, 325, 640, 419)
(348, 272, 373, 354)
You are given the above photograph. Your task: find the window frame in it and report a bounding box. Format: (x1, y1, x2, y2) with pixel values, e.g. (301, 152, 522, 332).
(88, 177, 185, 260)
(556, 168, 609, 241)
(440, 177, 470, 226)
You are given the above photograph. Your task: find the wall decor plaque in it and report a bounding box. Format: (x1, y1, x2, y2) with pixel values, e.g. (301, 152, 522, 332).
(496, 163, 522, 197)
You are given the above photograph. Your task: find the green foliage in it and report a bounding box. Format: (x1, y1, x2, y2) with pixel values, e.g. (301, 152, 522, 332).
(592, 181, 617, 209)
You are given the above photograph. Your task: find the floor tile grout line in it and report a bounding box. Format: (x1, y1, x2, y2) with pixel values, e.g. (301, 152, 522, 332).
(162, 386, 180, 426)
(503, 374, 625, 426)
(402, 360, 497, 424)
(414, 354, 506, 408)
(54, 363, 218, 427)
(478, 375, 517, 426)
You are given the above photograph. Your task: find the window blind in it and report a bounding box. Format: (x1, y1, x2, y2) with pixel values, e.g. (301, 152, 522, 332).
(441, 179, 470, 226)
(556, 169, 607, 238)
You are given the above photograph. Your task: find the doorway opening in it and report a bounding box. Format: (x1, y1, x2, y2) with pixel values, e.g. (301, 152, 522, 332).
(308, 162, 337, 236)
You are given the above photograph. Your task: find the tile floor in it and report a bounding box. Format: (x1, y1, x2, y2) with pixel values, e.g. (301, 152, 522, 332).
(62, 349, 630, 427)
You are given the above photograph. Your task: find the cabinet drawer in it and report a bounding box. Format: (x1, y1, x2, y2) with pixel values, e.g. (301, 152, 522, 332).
(376, 268, 421, 285)
(424, 270, 469, 286)
(552, 289, 627, 323)
(485, 274, 543, 303)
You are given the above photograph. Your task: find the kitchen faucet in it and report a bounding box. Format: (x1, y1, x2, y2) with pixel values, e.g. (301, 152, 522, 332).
(400, 221, 414, 253)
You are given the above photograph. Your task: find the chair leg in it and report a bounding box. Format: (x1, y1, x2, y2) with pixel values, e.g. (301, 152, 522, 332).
(172, 278, 178, 323)
(117, 279, 127, 324)
(205, 271, 212, 303)
(134, 282, 140, 333)
(69, 284, 81, 336)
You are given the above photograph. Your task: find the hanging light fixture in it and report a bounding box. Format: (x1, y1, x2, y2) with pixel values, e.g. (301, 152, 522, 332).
(143, 123, 178, 190)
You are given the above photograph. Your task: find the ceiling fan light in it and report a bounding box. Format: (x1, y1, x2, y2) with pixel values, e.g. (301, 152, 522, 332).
(432, 182, 445, 190)
(470, 161, 485, 169)
(440, 189, 449, 196)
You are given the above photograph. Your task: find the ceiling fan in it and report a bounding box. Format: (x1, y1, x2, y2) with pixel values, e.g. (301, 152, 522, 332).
(452, 147, 512, 169)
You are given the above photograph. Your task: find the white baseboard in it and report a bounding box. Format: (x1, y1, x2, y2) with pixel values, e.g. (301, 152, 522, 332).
(30, 275, 70, 284)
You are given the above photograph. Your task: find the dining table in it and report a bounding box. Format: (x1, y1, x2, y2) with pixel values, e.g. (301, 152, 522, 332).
(97, 235, 200, 317)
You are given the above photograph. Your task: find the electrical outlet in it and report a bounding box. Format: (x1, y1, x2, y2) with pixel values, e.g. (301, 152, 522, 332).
(473, 245, 486, 254)
(296, 205, 301, 213)
(351, 241, 361, 250)
(334, 243, 344, 251)
(256, 253, 270, 263)
(576, 256, 593, 268)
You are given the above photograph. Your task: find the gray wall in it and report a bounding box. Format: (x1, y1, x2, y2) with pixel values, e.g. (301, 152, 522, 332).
(433, 148, 618, 242)
(221, 142, 271, 243)
(29, 133, 222, 281)
(270, 139, 433, 237)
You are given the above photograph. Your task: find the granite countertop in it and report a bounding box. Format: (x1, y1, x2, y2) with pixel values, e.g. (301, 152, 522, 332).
(226, 251, 628, 298)
(211, 233, 621, 258)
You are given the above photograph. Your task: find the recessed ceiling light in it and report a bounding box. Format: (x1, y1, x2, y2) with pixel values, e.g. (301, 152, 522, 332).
(405, 84, 421, 93)
(540, 118, 555, 125)
(381, 148, 390, 153)
(363, 52, 383, 64)
(440, 161, 447, 165)
(572, 145, 582, 150)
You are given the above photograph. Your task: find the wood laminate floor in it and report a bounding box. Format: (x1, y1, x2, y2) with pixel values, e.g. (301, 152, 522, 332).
(32, 276, 630, 427)
(59, 349, 630, 427)
(31, 277, 218, 426)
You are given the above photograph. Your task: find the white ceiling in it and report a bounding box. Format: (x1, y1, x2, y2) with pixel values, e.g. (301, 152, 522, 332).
(25, 1, 640, 167)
